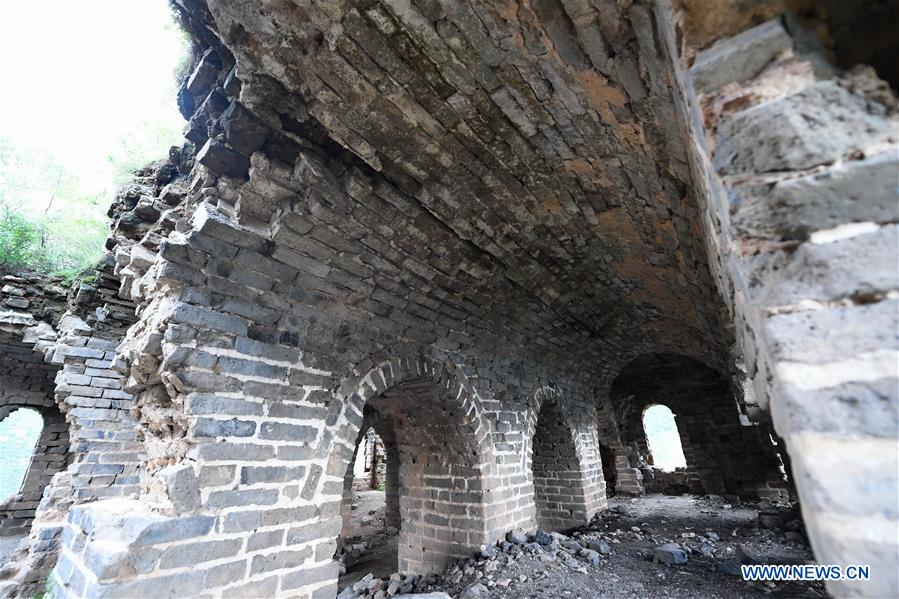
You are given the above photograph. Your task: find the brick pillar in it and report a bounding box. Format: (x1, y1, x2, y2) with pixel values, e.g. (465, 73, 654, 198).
(532, 401, 589, 531)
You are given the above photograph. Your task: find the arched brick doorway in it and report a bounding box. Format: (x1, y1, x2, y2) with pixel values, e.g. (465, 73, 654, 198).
(0, 331, 70, 537)
(330, 361, 497, 578)
(340, 408, 400, 536)
(372, 378, 491, 573)
(598, 443, 617, 497)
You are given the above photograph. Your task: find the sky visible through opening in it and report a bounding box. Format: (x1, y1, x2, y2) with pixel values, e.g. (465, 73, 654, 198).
(0, 0, 188, 273)
(0, 409, 43, 501)
(643, 404, 687, 472)
(1, 0, 187, 198)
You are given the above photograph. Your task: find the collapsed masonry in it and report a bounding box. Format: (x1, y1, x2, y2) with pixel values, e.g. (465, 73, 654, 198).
(0, 1, 896, 597)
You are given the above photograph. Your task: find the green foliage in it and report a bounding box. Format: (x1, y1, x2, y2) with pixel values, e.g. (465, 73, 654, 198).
(106, 119, 183, 187)
(165, 2, 194, 83)
(0, 207, 44, 268)
(0, 203, 106, 275)
(32, 573, 53, 599)
(0, 138, 108, 274)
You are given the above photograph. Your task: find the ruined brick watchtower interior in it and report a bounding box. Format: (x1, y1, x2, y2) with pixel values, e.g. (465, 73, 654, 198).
(0, 1, 896, 598)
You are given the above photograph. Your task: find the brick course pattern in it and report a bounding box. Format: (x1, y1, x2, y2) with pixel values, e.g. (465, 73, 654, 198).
(0, 266, 142, 597)
(0, 2, 891, 598)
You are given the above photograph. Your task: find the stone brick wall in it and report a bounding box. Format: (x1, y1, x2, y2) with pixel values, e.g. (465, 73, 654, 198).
(655, 8, 898, 597)
(1, 274, 68, 326)
(27, 1, 895, 598)
(49, 324, 141, 503)
(0, 267, 142, 597)
(595, 399, 643, 496)
(52, 340, 608, 597)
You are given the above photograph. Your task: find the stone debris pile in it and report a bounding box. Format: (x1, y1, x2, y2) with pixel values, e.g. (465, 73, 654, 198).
(337, 572, 443, 599)
(340, 524, 617, 598)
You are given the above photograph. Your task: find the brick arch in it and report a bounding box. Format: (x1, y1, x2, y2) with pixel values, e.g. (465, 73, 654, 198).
(610, 352, 786, 499)
(0, 329, 70, 537)
(524, 385, 605, 531)
(327, 355, 498, 575)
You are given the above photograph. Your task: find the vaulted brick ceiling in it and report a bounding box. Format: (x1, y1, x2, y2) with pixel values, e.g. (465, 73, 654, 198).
(178, 0, 730, 377)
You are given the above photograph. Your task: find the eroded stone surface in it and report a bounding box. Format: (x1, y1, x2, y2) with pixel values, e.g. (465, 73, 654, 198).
(0, 1, 895, 598)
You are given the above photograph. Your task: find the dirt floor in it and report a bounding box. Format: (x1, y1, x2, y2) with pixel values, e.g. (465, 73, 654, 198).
(337, 493, 827, 598)
(337, 490, 399, 589)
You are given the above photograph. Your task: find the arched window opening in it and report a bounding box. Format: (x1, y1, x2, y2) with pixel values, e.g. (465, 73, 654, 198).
(0, 408, 44, 504)
(642, 405, 687, 472)
(0, 404, 69, 538)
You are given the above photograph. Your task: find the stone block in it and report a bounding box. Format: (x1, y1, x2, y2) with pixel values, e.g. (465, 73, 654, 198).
(762, 225, 898, 306)
(185, 49, 221, 99)
(240, 465, 306, 485)
(197, 139, 251, 179)
(258, 421, 318, 442)
(766, 299, 898, 365)
(653, 543, 687, 564)
(246, 529, 284, 552)
(157, 464, 201, 514)
(281, 560, 338, 589)
(189, 443, 275, 462)
(221, 575, 279, 598)
(285, 518, 341, 546)
(261, 505, 318, 527)
(169, 302, 248, 336)
(205, 488, 279, 510)
(187, 394, 265, 417)
(91, 570, 206, 598)
(193, 418, 256, 438)
(191, 202, 268, 252)
(777, 378, 897, 439)
(221, 102, 269, 155)
(249, 547, 312, 575)
(158, 539, 242, 569)
(715, 81, 892, 175)
(690, 18, 791, 93)
(733, 153, 899, 241)
(204, 559, 248, 589)
(134, 516, 216, 547)
(220, 510, 262, 534)
(301, 464, 323, 499)
(234, 336, 300, 363)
